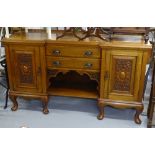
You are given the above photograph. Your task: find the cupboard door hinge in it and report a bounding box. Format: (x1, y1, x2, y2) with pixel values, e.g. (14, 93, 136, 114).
(104, 71, 109, 80)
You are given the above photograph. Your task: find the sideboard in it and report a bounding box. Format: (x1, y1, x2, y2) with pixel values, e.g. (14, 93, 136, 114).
(2, 32, 152, 124)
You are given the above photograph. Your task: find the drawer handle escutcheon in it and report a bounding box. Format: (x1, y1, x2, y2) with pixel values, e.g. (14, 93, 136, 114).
(52, 61, 61, 66)
(84, 51, 92, 56)
(84, 63, 93, 68)
(52, 50, 61, 55)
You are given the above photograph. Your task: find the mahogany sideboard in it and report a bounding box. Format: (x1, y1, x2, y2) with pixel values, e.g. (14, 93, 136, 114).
(2, 32, 152, 124)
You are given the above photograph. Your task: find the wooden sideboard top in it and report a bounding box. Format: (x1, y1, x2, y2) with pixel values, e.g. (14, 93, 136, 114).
(2, 32, 152, 50)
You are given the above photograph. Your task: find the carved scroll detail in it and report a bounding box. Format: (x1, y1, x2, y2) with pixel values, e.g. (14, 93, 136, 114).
(47, 69, 100, 83)
(47, 69, 68, 78)
(81, 72, 100, 83)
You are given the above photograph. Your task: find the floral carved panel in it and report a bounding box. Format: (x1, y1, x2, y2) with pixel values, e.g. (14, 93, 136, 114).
(17, 54, 34, 84)
(112, 58, 133, 92)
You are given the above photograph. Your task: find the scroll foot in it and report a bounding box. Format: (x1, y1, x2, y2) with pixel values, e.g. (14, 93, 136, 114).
(42, 96, 49, 114)
(97, 101, 104, 120)
(134, 107, 143, 124)
(10, 95, 18, 111)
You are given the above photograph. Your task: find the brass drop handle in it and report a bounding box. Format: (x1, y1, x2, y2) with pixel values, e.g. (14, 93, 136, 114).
(84, 63, 93, 68)
(84, 51, 92, 56)
(52, 61, 61, 66)
(52, 50, 61, 55)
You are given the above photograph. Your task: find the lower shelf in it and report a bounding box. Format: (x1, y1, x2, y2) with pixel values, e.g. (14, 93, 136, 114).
(48, 87, 98, 99)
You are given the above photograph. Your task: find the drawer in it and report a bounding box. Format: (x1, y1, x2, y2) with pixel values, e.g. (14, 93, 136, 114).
(46, 57, 100, 70)
(46, 46, 100, 58)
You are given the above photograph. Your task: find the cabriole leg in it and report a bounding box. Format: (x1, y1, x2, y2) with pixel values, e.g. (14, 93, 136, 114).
(134, 106, 143, 124)
(42, 96, 49, 114)
(10, 95, 18, 111)
(97, 100, 104, 120)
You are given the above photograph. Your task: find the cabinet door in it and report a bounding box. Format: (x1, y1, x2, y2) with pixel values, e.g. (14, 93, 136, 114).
(9, 46, 42, 93)
(106, 50, 143, 101)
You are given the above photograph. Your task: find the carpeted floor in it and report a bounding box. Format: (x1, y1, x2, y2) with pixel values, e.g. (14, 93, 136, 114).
(0, 93, 148, 128)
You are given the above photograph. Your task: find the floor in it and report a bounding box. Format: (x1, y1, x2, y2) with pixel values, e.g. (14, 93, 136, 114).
(0, 92, 149, 128)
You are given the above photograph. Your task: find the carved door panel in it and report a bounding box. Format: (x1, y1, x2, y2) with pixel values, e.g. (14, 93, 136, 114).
(106, 50, 143, 101)
(9, 46, 42, 93)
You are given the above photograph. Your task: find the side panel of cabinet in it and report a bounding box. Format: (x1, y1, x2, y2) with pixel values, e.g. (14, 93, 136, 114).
(9, 45, 42, 93)
(99, 48, 106, 98)
(106, 49, 143, 101)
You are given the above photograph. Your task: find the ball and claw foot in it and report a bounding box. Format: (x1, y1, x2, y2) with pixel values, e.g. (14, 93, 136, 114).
(11, 105, 18, 111)
(134, 116, 142, 124)
(97, 102, 104, 120)
(10, 95, 18, 112)
(134, 109, 143, 124)
(42, 96, 49, 114)
(43, 108, 49, 114)
(97, 114, 104, 120)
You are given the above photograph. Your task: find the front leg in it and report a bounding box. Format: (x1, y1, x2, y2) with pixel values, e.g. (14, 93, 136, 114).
(97, 100, 104, 120)
(42, 96, 49, 114)
(9, 95, 18, 111)
(134, 106, 143, 124)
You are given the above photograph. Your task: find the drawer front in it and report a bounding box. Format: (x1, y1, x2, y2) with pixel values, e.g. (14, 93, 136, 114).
(46, 57, 100, 70)
(46, 46, 100, 58)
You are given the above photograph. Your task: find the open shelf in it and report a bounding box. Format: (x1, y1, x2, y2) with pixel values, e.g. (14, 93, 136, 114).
(48, 87, 98, 99)
(47, 70, 99, 99)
